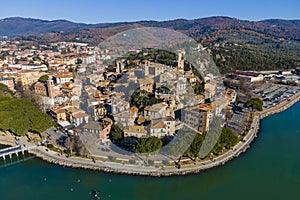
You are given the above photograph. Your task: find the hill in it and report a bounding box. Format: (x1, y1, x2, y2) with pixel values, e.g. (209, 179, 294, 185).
(0, 17, 89, 37)
(1, 16, 300, 41)
(1, 16, 300, 72)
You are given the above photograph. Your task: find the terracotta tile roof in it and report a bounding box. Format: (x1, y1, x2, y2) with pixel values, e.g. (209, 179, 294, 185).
(151, 119, 166, 129)
(139, 77, 154, 85)
(83, 121, 102, 130)
(20, 69, 37, 73)
(35, 82, 45, 87)
(73, 112, 89, 118)
(144, 102, 167, 112)
(198, 103, 212, 111)
(163, 116, 175, 121)
(124, 126, 147, 134)
(50, 108, 65, 114)
(129, 106, 139, 113)
(136, 115, 147, 124)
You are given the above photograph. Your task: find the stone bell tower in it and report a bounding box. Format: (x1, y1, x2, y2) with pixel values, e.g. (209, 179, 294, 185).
(47, 79, 55, 98)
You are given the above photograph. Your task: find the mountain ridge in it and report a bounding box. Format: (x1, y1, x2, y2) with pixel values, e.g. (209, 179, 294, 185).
(0, 16, 300, 40)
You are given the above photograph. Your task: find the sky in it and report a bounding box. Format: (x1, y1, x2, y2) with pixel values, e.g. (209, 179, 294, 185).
(0, 0, 299, 24)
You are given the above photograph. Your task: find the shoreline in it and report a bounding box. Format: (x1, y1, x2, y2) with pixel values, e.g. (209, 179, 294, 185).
(1, 91, 300, 177)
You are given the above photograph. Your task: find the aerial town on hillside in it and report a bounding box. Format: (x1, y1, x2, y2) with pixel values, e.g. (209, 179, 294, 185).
(0, 37, 300, 152)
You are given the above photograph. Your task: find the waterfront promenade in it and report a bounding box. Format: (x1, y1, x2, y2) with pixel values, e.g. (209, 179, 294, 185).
(25, 115, 260, 176)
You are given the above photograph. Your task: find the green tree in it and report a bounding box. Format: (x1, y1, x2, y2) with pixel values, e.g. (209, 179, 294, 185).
(184, 133, 205, 158)
(126, 49, 176, 66)
(133, 137, 162, 154)
(38, 75, 49, 83)
(193, 82, 205, 95)
(130, 90, 163, 109)
(69, 67, 77, 72)
(245, 98, 263, 111)
(110, 124, 123, 140)
(42, 60, 49, 67)
(212, 127, 239, 155)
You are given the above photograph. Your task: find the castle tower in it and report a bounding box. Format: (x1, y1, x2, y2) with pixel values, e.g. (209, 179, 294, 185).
(144, 60, 149, 76)
(47, 80, 55, 98)
(178, 52, 183, 61)
(177, 52, 185, 73)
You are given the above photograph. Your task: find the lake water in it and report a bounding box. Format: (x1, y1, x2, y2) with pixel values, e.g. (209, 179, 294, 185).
(1, 102, 300, 200)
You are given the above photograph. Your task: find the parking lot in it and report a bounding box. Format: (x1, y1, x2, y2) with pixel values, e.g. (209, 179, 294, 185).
(45, 127, 68, 147)
(253, 83, 300, 109)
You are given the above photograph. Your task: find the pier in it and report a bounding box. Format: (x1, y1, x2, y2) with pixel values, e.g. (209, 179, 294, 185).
(0, 145, 36, 160)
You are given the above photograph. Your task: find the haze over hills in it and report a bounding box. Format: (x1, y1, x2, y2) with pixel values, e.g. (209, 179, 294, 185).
(1, 16, 300, 72)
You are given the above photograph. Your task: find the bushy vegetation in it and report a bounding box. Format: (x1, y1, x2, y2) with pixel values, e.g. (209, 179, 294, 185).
(0, 95, 54, 136)
(210, 32, 300, 73)
(38, 75, 49, 83)
(130, 90, 163, 109)
(110, 124, 123, 141)
(127, 49, 176, 66)
(184, 133, 205, 158)
(245, 98, 263, 111)
(133, 136, 163, 154)
(0, 83, 13, 96)
(184, 127, 239, 158)
(211, 127, 239, 155)
(193, 82, 205, 95)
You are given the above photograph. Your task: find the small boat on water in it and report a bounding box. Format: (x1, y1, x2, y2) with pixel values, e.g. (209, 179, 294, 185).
(90, 190, 101, 200)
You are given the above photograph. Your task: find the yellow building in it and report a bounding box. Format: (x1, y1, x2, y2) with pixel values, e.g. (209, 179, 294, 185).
(124, 125, 147, 138)
(19, 70, 41, 87)
(139, 78, 154, 93)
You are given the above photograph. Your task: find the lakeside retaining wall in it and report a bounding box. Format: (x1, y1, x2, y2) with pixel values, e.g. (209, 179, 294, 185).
(27, 115, 261, 177)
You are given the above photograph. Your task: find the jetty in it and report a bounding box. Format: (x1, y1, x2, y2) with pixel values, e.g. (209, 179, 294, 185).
(0, 145, 36, 160)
